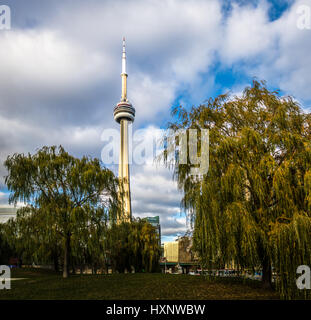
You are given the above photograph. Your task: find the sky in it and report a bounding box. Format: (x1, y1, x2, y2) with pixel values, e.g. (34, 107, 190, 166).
(0, 0, 311, 242)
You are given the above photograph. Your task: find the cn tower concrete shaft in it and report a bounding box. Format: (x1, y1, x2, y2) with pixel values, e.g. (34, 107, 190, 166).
(118, 119, 131, 221)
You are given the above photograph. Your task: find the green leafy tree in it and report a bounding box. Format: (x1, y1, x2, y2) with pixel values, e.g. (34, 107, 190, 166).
(129, 219, 161, 273)
(107, 219, 161, 273)
(3, 206, 62, 270)
(165, 80, 311, 298)
(71, 205, 109, 274)
(4, 146, 119, 278)
(0, 223, 16, 264)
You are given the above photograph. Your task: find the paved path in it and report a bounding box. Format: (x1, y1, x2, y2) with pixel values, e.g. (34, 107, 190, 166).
(2, 278, 27, 281)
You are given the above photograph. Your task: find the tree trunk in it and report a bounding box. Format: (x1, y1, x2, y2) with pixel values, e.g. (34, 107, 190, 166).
(72, 265, 76, 275)
(63, 234, 70, 278)
(53, 253, 59, 272)
(262, 257, 272, 289)
(71, 258, 76, 275)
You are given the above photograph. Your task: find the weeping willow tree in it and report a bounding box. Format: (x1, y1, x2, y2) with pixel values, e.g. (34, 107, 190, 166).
(131, 219, 161, 273)
(0, 223, 16, 264)
(164, 80, 311, 299)
(4, 146, 119, 278)
(2, 206, 63, 270)
(107, 218, 161, 273)
(70, 205, 110, 274)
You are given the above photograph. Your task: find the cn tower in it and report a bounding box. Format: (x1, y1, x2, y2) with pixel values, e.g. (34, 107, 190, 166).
(113, 37, 135, 222)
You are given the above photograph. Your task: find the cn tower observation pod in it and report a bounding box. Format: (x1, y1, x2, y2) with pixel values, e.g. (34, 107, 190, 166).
(113, 101, 135, 123)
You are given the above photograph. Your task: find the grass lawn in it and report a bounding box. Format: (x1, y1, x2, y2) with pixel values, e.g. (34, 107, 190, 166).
(0, 268, 280, 300)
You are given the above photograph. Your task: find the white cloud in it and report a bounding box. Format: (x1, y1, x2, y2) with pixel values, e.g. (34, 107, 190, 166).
(219, 0, 311, 107)
(130, 74, 176, 123)
(221, 1, 277, 63)
(131, 161, 188, 237)
(1, 0, 311, 239)
(266, 0, 311, 103)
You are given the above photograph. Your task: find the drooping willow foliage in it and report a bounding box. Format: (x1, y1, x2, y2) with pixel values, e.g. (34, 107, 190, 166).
(164, 80, 311, 299)
(2, 146, 161, 276)
(2, 206, 63, 269)
(2, 211, 160, 274)
(4, 146, 120, 278)
(0, 224, 15, 264)
(107, 219, 161, 273)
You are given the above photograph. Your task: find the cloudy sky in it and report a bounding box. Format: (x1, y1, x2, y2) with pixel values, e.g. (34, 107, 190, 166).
(0, 0, 311, 241)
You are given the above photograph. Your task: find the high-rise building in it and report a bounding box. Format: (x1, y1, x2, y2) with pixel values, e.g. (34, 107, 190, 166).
(163, 236, 195, 263)
(144, 216, 161, 246)
(113, 38, 135, 222)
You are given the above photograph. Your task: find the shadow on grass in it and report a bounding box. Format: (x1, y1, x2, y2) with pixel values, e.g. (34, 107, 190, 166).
(0, 268, 280, 300)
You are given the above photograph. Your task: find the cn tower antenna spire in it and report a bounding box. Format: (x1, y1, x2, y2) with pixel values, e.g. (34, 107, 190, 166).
(122, 37, 126, 74)
(121, 36, 128, 101)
